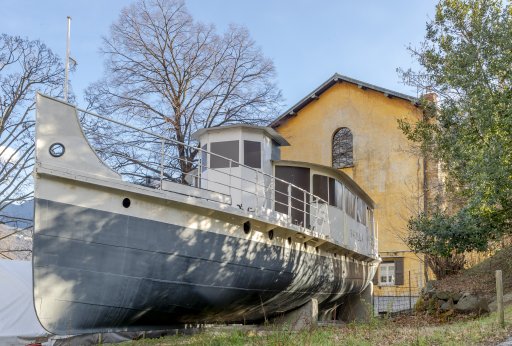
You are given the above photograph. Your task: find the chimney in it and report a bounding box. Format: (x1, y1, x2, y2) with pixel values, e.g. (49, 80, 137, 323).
(421, 92, 438, 104)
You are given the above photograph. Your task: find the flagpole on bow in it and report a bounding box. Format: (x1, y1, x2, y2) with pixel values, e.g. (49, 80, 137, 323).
(64, 16, 71, 102)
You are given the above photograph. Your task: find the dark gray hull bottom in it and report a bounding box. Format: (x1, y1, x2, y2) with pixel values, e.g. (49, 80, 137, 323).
(33, 199, 370, 334)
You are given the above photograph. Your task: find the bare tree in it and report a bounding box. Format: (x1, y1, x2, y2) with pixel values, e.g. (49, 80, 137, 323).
(0, 34, 64, 222)
(86, 0, 282, 182)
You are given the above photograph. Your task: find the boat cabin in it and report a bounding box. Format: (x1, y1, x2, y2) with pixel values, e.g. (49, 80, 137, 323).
(193, 125, 377, 256)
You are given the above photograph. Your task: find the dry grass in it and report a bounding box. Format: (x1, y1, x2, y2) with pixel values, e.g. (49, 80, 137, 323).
(434, 246, 512, 299)
(117, 305, 512, 346)
(117, 246, 512, 345)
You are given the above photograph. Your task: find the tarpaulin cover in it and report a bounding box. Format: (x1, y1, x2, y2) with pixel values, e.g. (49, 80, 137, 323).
(0, 259, 185, 345)
(0, 259, 48, 339)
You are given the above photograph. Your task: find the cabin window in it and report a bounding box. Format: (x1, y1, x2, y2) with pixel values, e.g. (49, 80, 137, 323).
(244, 140, 261, 169)
(210, 140, 239, 169)
(312, 175, 335, 206)
(357, 198, 367, 225)
(335, 181, 343, 209)
(201, 144, 208, 172)
(368, 208, 374, 232)
(332, 127, 354, 168)
(274, 166, 310, 226)
(344, 188, 356, 219)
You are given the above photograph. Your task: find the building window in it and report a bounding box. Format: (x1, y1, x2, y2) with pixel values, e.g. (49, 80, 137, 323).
(332, 127, 353, 168)
(374, 258, 404, 286)
(379, 262, 395, 286)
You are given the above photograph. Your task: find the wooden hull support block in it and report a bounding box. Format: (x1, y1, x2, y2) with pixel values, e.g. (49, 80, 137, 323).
(273, 298, 318, 330)
(339, 282, 373, 322)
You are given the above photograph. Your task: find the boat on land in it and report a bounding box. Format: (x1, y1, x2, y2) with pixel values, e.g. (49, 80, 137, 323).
(33, 93, 380, 334)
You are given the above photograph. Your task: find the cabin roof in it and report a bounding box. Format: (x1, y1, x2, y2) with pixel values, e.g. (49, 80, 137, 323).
(192, 124, 290, 146)
(273, 159, 376, 209)
(270, 73, 419, 128)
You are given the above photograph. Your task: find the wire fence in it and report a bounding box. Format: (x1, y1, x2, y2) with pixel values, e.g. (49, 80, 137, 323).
(373, 270, 424, 315)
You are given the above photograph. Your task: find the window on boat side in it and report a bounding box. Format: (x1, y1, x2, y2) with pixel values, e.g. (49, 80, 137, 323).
(368, 208, 374, 230)
(312, 175, 336, 206)
(356, 198, 367, 225)
(312, 174, 347, 211)
(335, 180, 343, 210)
(201, 144, 208, 172)
(244, 140, 261, 169)
(210, 140, 239, 169)
(344, 188, 356, 219)
(332, 127, 353, 168)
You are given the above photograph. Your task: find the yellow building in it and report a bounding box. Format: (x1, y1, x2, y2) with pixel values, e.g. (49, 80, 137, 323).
(270, 74, 429, 310)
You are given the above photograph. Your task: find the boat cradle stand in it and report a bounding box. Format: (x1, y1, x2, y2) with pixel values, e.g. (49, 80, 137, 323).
(271, 282, 373, 330)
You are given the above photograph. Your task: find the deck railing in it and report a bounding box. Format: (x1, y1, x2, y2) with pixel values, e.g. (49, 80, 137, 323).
(77, 108, 331, 237)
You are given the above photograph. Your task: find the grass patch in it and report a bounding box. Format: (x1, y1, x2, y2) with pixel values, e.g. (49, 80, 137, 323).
(116, 306, 512, 346)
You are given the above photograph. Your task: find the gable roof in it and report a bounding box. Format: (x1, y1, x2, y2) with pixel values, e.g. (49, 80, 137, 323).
(270, 73, 419, 128)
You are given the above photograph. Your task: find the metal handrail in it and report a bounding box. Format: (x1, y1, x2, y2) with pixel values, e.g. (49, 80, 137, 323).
(77, 108, 331, 235)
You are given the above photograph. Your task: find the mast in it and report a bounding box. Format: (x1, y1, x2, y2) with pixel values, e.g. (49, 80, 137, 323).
(64, 16, 71, 102)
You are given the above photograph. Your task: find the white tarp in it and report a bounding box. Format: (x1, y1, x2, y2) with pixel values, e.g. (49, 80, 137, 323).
(0, 259, 48, 343)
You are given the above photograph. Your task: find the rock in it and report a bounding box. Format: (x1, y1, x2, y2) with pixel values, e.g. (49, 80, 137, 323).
(423, 281, 437, 295)
(440, 298, 454, 311)
(451, 292, 462, 302)
(454, 294, 489, 314)
(489, 292, 512, 312)
(436, 291, 450, 300)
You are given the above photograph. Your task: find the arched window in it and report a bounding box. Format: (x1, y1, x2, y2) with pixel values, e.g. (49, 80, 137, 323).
(332, 127, 353, 168)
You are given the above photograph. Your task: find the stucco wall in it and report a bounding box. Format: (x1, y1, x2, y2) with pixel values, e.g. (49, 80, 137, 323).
(275, 81, 426, 293)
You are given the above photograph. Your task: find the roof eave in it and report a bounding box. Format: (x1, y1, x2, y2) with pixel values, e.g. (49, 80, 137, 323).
(270, 73, 420, 128)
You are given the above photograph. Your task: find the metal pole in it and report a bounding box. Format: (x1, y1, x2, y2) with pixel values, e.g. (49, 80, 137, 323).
(159, 139, 164, 188)
(287, 185, 292, 220)
(197, 152, 202, 188)
(229, 160, 232, 197)
(497, 270, 504, 328)
(255, 171, 259, 214)
(64, 16, 71, 102)
(408, 271, 412, 311)
(303, 190, 306, 227)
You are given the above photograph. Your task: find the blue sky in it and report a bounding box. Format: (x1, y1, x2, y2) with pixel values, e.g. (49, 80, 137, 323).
(1, 0, 437, 109)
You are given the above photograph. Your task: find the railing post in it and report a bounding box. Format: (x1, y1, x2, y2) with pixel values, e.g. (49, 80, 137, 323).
(229, 160, 232, 197)
(303, 190, 307, 228)
(287, 184, 292, 220)
(159, 138, 164, 188)
(255, 171, 259, 215)
(197, 152, 202, 188)
(271, 177, 276, 212)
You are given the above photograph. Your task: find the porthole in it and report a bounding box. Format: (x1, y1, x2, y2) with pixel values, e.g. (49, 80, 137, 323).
(287, 237, 292, 245)
(316, 247, 319, 253)
(122, 198, 131, 208)
(49, 143, 65, 157)
(243, 221, 251, 234)
(334, 253, 337, 258)
(268, 230, 274, 240)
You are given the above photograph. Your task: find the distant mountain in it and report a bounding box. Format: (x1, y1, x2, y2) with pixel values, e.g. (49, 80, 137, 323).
(0, 223, 32, 260)
(0, 199, 34, 229)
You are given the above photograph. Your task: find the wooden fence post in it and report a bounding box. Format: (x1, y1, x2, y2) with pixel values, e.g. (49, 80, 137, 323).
(496, 269, 504, 328)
